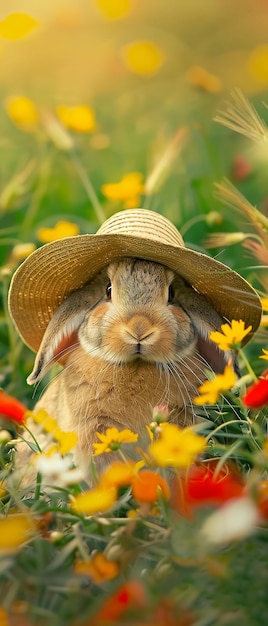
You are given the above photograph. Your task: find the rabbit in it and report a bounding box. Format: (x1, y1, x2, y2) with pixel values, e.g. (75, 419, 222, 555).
(23, 256, 235, 478)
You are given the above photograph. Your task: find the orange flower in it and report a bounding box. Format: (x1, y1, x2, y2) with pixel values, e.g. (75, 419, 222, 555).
(132, 470, 170, 504)
(0, 606, 8, 626)
(232, 155, 252, 181)
(257, 480, 268, 519)
(74, 552, 119, 583)
(186, 66, 222, 93)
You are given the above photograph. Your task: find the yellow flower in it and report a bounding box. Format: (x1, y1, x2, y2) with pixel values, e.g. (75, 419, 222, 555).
(100, 461, 136, 488)
(71, 486, 117, 515)
(122, 41, 164, 76)
(0, 606, 8, 626)
(0, 513, 36, 554)
(56, 105, 96, 133)
(194, 364, 237, 406)
(10, 243, 36, 263)
(28, 408, 57, 431)
(0, 13, 38, 40)
(261, 298, 268, 312)
(146, 425, 154, 441)
(186, 66, 222, 93)
(37, 221, 79, 243)
(27, 409, 78, 453)
(248, 45, 268, 84)
(209, 319, 252, 351)
(56, 431, 78, 455)
(95, 0, 131, 20)
(261, 316, 268, 328)
(74, 552, 119, 583)
(259, 349, 268, 361)
(0, 482, 6, 498)
(93, 427, 138, 455)
(149, 423, 206, 468)
(101, 172, 145, 208)
(5, 96, 38, 130)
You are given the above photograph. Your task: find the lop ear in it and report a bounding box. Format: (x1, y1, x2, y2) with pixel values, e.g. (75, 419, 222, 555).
(27, 274, 107, 385)
(174, 279, 238, 375)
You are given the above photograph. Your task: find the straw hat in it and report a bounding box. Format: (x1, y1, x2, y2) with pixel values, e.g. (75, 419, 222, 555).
(8, 208, 261, 352)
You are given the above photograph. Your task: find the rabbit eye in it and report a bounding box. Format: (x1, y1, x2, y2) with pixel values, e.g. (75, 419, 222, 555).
(106, 282, 112, 299)
(168, 285, 175, 303)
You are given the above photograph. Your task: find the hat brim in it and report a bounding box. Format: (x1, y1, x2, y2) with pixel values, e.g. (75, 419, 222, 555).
(8, 233, 262, 352)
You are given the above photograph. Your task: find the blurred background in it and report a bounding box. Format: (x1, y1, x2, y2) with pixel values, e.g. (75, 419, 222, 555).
(1, 0, 268, 396)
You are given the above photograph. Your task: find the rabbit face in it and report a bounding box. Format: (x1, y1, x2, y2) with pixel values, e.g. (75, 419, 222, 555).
(78, 258, 196, 366)
(28, 256, 232, 387)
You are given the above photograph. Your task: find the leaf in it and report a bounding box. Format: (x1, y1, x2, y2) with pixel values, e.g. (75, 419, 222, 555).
(0, 13, 38, 40)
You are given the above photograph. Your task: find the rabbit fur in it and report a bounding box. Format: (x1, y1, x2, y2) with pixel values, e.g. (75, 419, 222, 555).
(25, 257, 234, 477)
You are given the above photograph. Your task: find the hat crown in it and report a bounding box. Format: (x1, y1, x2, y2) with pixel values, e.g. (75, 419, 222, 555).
(97, 208, 185, 248)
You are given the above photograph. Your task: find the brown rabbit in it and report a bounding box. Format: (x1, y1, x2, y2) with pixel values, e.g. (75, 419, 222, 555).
(26, 257, 233, 475)
(10, 208, 261, 480)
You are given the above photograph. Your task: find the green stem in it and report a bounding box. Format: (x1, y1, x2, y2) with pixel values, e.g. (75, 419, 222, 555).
(70, 151, 106, 225)
(0, 226, 18, 234)
(1, 271, 22, 387)
(239, 348, 258, 381)
(180, 214, 207, 237)
(34, 472, 42, 500)
(20, 154, 52, 239)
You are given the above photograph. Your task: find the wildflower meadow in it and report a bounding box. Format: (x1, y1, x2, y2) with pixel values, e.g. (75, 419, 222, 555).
(1, 2, 268, 625)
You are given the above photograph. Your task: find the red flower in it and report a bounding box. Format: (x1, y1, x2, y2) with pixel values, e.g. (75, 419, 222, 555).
(243, 370, 268, 408)
(0, 390, 27, 425)
(232, 154, 252, 181)
(171, 463, 244, 516)
(92, 580, 146, 623)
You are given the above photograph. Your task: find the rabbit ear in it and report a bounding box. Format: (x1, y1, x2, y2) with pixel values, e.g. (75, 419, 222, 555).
(174, 280, 238, 374)
(27, 278, 106, 385)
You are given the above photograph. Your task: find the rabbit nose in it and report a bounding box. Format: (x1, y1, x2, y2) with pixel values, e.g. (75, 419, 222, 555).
(122, 315, 158, 347)
(127, 315, 154, 340)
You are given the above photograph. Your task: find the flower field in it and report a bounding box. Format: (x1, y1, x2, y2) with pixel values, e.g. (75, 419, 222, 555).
(0, 2, 268, 625)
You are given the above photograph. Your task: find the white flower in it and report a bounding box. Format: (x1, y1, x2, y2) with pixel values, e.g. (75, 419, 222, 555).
(33, 452, 84, 487)
(200, 497, 261, 545)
